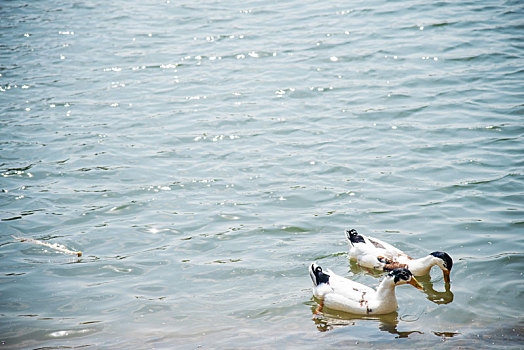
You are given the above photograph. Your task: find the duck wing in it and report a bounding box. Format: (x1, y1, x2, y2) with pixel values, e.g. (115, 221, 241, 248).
(322, 292, 373, 315)
(347, 230, 386, 258)
(366, 235, 407, 258)
(326, 269, 375, 300)
(347, 235, 392, 268)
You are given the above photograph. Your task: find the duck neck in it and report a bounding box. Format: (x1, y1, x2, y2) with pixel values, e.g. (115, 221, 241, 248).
(375, 279, 398, 309)
(408, 255, 437, 276)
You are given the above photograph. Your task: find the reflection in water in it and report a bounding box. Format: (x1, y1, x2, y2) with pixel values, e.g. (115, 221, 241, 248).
(348, 260, 385, 278)
(310, 304, 423, 338)
(416, 274, 454, 305)
(348, 260, 454, 305)
(433, 331, 461, 338)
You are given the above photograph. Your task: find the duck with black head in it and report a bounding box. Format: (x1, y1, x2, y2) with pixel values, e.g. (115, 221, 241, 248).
(345, 228, 453, 283)
(309, 263, 423, 315)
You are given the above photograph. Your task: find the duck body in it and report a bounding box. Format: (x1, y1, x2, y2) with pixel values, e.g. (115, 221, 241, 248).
(309, 263, 422, 315)
(346, 229, 453, 283)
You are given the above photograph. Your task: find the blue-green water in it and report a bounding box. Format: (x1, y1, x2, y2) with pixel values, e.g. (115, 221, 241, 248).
(1, 0, 523, 348)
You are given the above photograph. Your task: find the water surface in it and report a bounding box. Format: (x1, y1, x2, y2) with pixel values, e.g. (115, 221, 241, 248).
(1, 0, 523, 348)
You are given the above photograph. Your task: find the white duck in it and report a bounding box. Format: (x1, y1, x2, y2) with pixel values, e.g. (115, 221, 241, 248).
(346, 228, 453, 283)
(309, 263, 422, 315)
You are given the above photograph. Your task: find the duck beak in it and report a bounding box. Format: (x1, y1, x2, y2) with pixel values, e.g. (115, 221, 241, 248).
(443, 269, 451, 284)
(409, 277, 423, 290)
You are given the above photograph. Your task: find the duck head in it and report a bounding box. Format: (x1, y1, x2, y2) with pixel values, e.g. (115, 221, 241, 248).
(430, 251, 453, 284)
(388, 268, 423, 289)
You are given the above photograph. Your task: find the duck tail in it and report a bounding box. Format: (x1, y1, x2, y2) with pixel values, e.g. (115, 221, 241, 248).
(345, 228, 365, 245)
(309, 263, 330, 286)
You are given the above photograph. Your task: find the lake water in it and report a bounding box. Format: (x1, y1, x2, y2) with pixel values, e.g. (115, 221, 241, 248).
(1, 0, 523, 348)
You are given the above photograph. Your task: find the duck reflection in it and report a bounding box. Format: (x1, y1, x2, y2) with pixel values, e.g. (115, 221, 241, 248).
(349, 260, 454, 305)
(310, 304, 423, 338)
(416, 274, 454, 304)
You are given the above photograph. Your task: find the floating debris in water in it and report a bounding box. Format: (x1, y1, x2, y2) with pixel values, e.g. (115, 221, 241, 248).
(12, 235, 82, 257)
